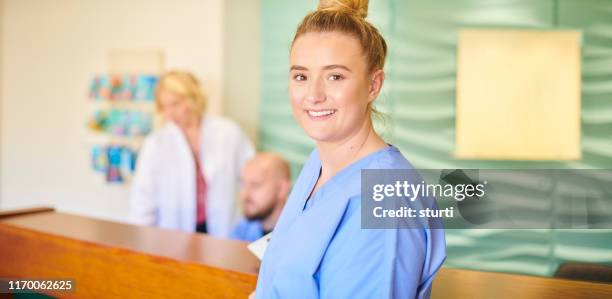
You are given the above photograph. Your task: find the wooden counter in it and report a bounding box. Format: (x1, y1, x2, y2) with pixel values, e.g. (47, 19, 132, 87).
(1, 207, 611, 298)
(432, 267, 612, 299)
(0, 207, 259, 298)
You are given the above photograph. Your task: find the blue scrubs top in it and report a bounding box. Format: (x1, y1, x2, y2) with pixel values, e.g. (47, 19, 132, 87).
(255, 146, 446, 299)
(230, 218, 265, 242)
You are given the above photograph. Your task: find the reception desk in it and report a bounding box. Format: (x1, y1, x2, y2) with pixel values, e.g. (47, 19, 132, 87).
(1, 207, 612, 298)
(0, 207, 259, 298)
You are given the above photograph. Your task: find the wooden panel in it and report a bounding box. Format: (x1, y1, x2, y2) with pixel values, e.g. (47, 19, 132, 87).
(432, 268, 612, 299)
(0, 212, 259, 274)
(0, 210, 258, 298)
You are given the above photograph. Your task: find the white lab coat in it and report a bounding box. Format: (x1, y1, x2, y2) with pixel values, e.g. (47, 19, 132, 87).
(129, 115, 254, 237)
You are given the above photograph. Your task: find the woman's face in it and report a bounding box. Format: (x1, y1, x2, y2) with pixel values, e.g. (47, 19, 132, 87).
(158, 89, 195, 128)
(289, 31, 382, 143)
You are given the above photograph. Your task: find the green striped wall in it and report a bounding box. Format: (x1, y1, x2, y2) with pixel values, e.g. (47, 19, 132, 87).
(259, 0, 612, 276)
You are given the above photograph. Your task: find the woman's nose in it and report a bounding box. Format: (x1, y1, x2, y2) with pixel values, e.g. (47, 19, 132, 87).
(305, 77, 325, 104)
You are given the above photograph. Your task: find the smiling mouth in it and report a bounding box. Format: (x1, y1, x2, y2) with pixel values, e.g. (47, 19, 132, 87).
(307, 109, 337, 118)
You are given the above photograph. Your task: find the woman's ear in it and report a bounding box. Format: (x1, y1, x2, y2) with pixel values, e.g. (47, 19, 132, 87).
(368, 69, 385, 103)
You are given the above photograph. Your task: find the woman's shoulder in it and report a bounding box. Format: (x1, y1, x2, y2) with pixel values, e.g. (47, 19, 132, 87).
(366, 145, 414, 170)
(142, 122, 179, 144)
(136, 125, 176, 159)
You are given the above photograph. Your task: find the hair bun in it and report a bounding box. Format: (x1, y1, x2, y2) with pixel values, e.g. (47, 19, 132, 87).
(318, 0, 369, 18)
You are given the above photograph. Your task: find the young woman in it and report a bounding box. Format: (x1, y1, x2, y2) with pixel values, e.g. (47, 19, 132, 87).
(254, 0, 446, 298)
(129, 71, 254, 237)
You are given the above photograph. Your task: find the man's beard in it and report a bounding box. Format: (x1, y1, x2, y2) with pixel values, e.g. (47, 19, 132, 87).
(245, 201, 276, 221)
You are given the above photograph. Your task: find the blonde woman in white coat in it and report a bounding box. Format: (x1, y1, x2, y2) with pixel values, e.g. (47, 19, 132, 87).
(129, 71, 254, 237)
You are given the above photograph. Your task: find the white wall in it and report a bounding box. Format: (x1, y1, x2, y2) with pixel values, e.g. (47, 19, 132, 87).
(0, 0, 231, 221)
(224, 0, 261, 143)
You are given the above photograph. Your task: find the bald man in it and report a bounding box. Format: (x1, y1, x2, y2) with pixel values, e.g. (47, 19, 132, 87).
(231, 152, 291, 242)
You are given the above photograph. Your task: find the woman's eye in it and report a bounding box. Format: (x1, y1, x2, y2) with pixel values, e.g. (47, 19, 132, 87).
(294, 74, 307, 81)
(329, 74, 343, 81)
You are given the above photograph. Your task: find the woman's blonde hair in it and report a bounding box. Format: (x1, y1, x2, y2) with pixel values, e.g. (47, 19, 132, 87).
(155, 70, 207, 118)
(292, 0, 387, 73)
(292, 0, 387, 120)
